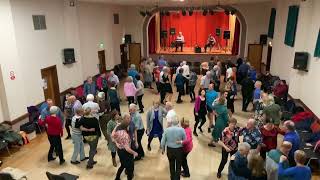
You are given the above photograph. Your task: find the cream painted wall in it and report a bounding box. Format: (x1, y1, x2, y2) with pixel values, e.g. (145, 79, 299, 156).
(234, 2, 272, 57)
(270, 0, 320, 117)
(78, 2, 126, 78)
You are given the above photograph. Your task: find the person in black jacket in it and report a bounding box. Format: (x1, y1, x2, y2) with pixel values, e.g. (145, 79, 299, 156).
(175, 68, 185, 103)
(77, 107, 101, 169)
(241, 75, 255, 112)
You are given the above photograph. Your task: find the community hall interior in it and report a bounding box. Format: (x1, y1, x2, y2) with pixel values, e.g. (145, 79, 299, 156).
(0, 0, 320, 179)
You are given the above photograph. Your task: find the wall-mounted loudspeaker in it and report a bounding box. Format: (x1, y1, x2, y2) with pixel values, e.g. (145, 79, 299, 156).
(124, 34, 132, 44)
(260, 34, 268, 45)
(223, 31, 230, 40)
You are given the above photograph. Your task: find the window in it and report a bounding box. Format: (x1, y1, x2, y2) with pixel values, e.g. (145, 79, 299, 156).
(32, 15, 47, 30)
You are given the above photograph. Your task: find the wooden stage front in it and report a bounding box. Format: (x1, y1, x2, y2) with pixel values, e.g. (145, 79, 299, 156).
(150, 47, 236, 63)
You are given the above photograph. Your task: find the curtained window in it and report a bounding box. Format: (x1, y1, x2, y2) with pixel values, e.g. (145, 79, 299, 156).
(268, 8, 276, 38)
(284, 5, 299, 47)
(315, 30, 320, 57)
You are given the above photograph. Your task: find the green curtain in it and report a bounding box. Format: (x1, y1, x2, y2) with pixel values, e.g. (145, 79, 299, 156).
(315, 30, 320, 57)
(268, 8, 276, 38)
(284, 6, 299, 47)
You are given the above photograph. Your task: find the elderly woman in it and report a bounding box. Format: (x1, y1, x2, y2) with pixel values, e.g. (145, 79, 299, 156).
(129, 104, 145, 160)
(160, 67, 173, 104)
(144, 58, 154, 89)
(146, 101, 167, 151)
(78, 108, 101, 169)
(248, 153, 267, 179)
(263, 94, 281, 126)
(254, 92, 269, 127)
(39, 106, 65, 165)
(128, 64, 139, 86)
(200, 71, 212, 90)
(228, 142, 251, 180)
(83, 76, 97, 97)
(211, 96, 229, 144)
(161, 117, 186, 180)
(107, 110, 120, 167)
(193, 89, 207, 136)
(112, 113, 138, 180)
(124, 76, 137, 106)
(217, 118, 241, 178)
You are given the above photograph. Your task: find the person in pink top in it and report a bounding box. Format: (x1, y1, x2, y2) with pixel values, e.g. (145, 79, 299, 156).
(123, 76, 137, 106)
(177, 118, 193, 177)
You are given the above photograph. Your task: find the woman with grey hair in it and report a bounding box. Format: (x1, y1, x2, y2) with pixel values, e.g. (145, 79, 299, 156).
(263, 94, 281, 126)
(39, 106, 65, 165)
(128, 64, 139, 86)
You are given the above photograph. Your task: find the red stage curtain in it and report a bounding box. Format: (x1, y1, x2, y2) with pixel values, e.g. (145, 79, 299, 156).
(232, 18, 240, 55)
(148, 16, 156, 54)
(160, 12, 230, 48)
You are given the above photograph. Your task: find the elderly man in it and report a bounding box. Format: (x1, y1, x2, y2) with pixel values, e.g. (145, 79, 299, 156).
(129, 104, 145, 160)
(40, 99, 64, 125)
(282, 120, 300, 166)
(263, 95, 281, 126)
(200, 71, 212, 90)
(165, 102, 177, 127)
(266, 141, 292, 180)
(206, 83, 218, 133)
(181, 61, 190, 94)
(242, 119, 262, 152)
(228, 142, 251, 179)
(82, 94, 100, 119)
(161, 117, 186, 180)
(83, 76, 97, 97)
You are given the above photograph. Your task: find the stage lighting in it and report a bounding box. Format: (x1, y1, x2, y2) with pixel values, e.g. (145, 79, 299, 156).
(209, 9, 214, 15)
(202, 9, 208, 16)
(165, 11, 170, 16)
(146, 11, 152, 16)
(182, 9, 187, 16)
(230, 10, 236, 15)
(188, 9, 193, 16)
(139, 11, 146, 17)
(224, 10, 230, 15)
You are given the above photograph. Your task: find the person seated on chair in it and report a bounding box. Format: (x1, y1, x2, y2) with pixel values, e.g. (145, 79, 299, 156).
(175, 32, 185, 52)
(205, 34, 216, 53)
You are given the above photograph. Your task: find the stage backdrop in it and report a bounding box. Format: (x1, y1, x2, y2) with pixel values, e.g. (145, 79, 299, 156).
(160, 11, 230, 48)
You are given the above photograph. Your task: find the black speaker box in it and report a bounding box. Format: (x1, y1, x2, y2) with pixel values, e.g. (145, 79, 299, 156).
(260, 34, 268, 45)
(63, 48, 75, 64)
(170, 28, 176, 35)
(124, 34, 132, 44)
(293, 52, 308, 71)
(223, 31, 230, 39)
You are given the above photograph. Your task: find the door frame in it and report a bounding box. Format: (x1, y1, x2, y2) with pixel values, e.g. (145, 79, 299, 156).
(41, 65, 60, 107)
(247, 44, 263, 73)
(98, 50, 106, 74)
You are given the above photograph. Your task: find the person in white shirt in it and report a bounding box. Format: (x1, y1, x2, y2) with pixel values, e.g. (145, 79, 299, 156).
(165, 102, 177, 127)
(182, 61, 190, 94)
(82, 94, 100, 119)
(175, 32, 185, 52)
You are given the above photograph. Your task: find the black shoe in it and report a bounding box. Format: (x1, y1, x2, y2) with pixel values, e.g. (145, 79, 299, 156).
(193, 131, 198, 137)
(71, 161, 80, 165)
(181, 172, 190, 178)
(134, 157, 142, 161)
(208, 143, 216, 147)
(86, 165, 93, 169)
(147, 145, 151, 151)
(198, 127, 203, 133)
(80, 157, 89, 161)
(65, 136, 71, 140)
(139, 110, 144, 113)
(48, 157, 56, 162)
(59, 159, 66, 165)
(93, 161, 97, 165)
(217, 172, 222, 178)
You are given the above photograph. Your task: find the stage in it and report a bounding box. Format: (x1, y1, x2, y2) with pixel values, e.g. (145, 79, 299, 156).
(156, 47, 232, 55)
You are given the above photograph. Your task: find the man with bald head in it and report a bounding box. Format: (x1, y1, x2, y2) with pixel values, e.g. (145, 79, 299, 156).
(282, 120, 300, 166)
(241, 119, 262, 152)
(40, 99, 64, 125)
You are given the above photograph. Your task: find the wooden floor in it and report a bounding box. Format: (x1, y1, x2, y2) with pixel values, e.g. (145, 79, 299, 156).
(0, 82, 318, 180)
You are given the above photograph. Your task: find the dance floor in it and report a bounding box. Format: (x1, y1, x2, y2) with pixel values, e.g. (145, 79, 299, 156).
(157, 47, 232, 55)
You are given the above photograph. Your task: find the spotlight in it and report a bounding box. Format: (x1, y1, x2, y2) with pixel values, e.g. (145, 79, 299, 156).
(209, 9, 214, 15)
(230, 10, 236, 15)
(182, 9, 187, 16)
(224, 10, 230, 15)
(165, 11, 170, 16)
(139, 11, 146, 17)
(202, 8, 208, 16)
(146, 11, 152, 16)
(188, 9, 193, 16)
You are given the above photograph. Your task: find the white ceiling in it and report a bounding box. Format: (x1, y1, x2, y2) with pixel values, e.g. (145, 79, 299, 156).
(78, 0, 272, 6)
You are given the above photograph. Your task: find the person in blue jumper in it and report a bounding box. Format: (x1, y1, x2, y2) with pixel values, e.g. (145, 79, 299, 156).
(206, 83, 218, 133)
(278, 150, 311, 180)
(83, 76, 97, 97)
(175, 68, 185, 103)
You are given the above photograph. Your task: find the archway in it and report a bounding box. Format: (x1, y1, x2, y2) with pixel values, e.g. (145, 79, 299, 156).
(142, 6, 247, 58)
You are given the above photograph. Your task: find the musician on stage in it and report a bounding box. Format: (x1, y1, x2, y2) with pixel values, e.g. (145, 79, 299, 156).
(204, 34, 216, 53)
(175, 32, 185, 52)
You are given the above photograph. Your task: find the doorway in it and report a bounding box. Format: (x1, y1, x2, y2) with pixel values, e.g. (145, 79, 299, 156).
(247, 44, 263, 72)
(41, 65, 60, 107)
(98, 50, 106, 74)
(266, 44, 272, 72)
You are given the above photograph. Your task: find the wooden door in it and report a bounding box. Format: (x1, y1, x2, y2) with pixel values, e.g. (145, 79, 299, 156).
(128, 43, 141, 70)
(98, 50, 106, 73)
(41, 65, 60, 107)
(120, 44, 128, 70)
(266, 45, 272, 72)
(247, 44, 263, 72)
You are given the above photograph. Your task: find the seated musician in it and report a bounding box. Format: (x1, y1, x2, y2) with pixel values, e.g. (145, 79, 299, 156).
(204, 34, 216, 53)
(175, 32, 185, 52)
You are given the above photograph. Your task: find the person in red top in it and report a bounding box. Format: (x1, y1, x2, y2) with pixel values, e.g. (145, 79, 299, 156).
(273, 80, 288, 105)
(260, 118, 284, 159)
(39, 106, 65, 165)
(176, 118, 193, 178)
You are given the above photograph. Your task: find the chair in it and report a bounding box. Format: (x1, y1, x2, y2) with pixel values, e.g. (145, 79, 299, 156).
(46, 172, 79, 180)
(27, 106, 42, 133)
